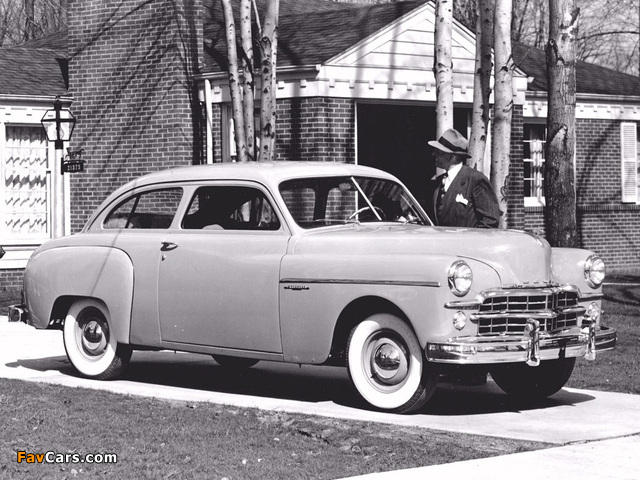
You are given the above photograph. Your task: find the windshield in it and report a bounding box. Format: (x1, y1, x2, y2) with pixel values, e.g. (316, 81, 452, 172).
(279, 176, 431, 229)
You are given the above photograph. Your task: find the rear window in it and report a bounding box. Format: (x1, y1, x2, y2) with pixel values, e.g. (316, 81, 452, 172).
(103, 188, 183, 229)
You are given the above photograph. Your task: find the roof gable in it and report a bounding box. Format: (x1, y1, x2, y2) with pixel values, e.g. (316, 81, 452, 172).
(328, 1, 476, 74)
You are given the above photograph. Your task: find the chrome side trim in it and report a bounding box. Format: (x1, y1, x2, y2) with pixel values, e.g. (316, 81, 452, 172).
(280, 278, 440, 288)
(580, 292, 604, 302)
(445, 300, 481, 310)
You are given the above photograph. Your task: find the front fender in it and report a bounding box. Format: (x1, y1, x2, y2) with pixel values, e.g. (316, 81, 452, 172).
(24, 246, 134, 344)
(279, 253, 500, 363)
(551, 247, 602, 294)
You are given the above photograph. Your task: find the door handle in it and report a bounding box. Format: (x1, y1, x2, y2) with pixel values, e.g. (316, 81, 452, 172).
(161, 241, 178, 251)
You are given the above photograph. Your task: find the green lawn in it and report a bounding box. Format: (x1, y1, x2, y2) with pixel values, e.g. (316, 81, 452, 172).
(0, 378, 549, 480)
(567, 278, 640, 394)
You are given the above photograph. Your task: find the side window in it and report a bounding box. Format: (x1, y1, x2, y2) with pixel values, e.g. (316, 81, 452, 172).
(182, 186, 280, 231)
(104, 188, 183, 229)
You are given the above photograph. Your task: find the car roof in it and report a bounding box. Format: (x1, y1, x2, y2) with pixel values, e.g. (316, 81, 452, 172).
(107, 161, 398, 196)
(89, 161, 402, 228)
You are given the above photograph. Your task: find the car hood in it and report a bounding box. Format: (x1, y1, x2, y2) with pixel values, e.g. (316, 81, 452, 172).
(289, 224, 552, 286)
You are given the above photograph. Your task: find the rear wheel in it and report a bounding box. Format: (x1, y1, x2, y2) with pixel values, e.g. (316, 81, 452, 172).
(346, 314, 438, 413)
(63, 299, 132, 379)
(490, 357, 576, 400)
(212, 354, 259, 369)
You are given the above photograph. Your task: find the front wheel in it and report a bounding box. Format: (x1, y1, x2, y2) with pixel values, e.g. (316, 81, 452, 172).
(63, 299, 132, 379)
(490, 357, 576, 401)
(346, 314, 438, 413)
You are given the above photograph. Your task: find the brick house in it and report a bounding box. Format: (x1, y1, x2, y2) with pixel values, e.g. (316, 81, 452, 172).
(1, 0, 639, 299)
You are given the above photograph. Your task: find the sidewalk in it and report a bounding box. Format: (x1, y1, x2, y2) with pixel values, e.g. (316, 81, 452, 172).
(340, 435, 640, 480)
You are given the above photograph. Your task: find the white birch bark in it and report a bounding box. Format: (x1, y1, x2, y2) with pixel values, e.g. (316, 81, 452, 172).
(433, 0, 453, 137)
(258, 0, 279, 162)
(220, 0, 248, 162)
(240, 0, 255, 161)
(469, 0, 494, 169)
(490, 0, 513, 228)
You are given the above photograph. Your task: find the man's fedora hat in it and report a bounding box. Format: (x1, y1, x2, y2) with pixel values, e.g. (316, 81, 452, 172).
(428, 128, 472, 158)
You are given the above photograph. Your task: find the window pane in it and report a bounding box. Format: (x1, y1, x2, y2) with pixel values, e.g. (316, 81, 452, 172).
(182, 186, 280, 231)
(523, 124, 546, 202)
(104, 188, 182, 229)
(2, 126, 49, 238)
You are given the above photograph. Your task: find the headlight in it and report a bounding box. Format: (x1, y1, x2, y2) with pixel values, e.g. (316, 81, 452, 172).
(584, 254, 606, 288)
(448, 260, 473, 297)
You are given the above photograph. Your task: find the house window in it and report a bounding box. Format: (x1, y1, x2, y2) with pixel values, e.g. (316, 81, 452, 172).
(1, 126, 51, 241)
(620, 122, 639, 204)
(523, 124, 546, 206)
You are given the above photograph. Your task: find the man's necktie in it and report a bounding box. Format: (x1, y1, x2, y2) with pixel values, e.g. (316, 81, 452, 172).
(436, 173, 447, 218)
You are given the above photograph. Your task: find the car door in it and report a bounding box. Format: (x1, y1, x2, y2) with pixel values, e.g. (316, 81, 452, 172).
(157, 183, 288, 353)
(100, 186, 185, 347)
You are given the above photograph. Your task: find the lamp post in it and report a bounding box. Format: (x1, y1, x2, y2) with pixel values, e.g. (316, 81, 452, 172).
(41, 96, 76, 237)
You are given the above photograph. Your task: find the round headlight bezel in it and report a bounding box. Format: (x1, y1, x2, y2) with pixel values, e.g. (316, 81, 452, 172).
(448, 260, 473, 297)
(584, 254, 606, 289)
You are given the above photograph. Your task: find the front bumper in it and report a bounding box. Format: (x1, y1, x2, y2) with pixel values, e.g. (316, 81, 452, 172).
(426, 322, 617, 365)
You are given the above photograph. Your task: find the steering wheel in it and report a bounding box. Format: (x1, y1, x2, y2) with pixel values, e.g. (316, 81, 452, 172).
(346, 205, 386, 222)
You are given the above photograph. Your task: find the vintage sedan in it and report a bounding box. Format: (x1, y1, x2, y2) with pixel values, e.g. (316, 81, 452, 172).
(12, 161, 616, 413)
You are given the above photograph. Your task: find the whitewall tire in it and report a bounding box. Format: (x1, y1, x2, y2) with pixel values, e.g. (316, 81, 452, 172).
(63, 299, 132, 379)
(347, 314, 437, 413)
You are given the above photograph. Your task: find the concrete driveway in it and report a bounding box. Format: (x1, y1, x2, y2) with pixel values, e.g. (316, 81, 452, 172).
(2, 316, 640, 444)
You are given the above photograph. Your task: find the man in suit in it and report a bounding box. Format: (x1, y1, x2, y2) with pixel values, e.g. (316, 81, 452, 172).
(428, 128, 500, 228)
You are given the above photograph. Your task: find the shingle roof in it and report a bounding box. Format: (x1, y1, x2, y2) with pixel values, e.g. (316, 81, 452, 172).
(19, 29, 69, 55)
(514, 42, 640, 97)
(205, 0, 640, 98)
(0, 45, 68, 97)
(0, 1, 638, 99)
(203, 0, 425, 71)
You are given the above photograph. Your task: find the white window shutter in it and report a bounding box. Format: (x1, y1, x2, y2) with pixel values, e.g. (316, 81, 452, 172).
(621, 122, 638, 203)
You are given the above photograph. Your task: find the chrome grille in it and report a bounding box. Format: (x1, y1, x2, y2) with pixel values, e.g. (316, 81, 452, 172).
(476, 288, 581, 335)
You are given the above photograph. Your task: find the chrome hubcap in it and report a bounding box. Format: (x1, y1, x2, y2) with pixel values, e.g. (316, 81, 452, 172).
(79, 315, 109, 357)
(369, 336, 409, 387)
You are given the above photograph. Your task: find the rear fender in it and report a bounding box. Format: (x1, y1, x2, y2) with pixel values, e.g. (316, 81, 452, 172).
(24, 246, 134, 344)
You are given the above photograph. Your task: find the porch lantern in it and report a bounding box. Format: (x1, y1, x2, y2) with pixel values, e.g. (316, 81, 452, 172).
(40, 96, 77, 238)
(41, 96, 76, 151)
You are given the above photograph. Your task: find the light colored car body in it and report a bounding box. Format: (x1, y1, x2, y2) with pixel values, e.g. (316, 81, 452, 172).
(15, 161, 616, 412)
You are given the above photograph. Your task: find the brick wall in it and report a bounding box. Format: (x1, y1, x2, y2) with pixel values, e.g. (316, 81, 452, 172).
(507, 105, 525, 229)
(0, 270, 23, 307)
(67, 0, 204, 232)
(523, 118, 640, 270)
(276, 97, 356, 163)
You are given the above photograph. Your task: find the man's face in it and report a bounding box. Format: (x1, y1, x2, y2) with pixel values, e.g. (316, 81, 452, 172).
(432, 149, 455, 171)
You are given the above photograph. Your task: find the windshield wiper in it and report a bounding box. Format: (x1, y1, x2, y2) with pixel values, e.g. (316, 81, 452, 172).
(350, 176, 382, 221)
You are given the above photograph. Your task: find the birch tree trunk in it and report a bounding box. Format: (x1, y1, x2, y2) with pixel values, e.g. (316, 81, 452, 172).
(433, 0, 453, 137)
(240, 0, 255, 161)
(258, 0, 279, 162)
(220, 0, 248, 162)
(490, 0, 513, 229)
(24, 0, 36, 41)
(469, 0, 494, 169)
(544, 0, 579, 247)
